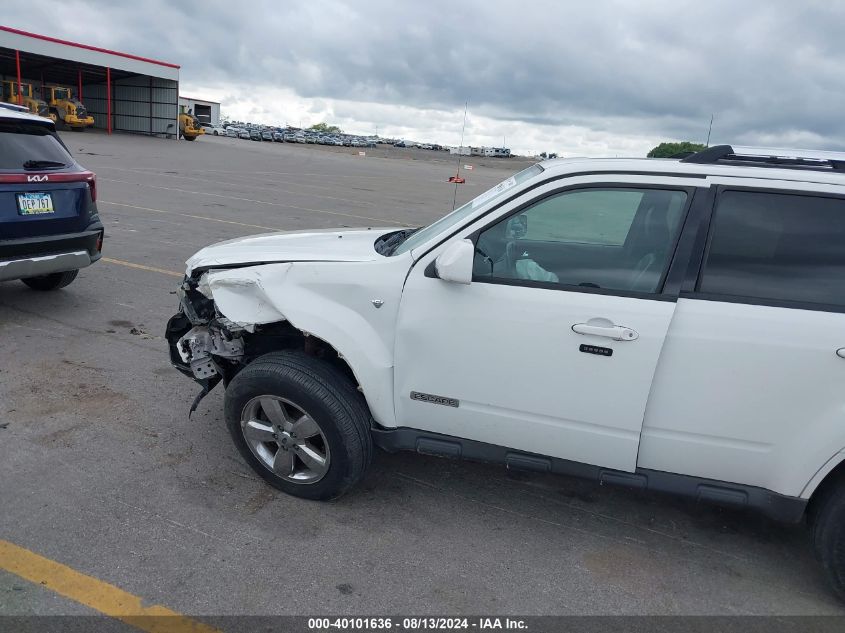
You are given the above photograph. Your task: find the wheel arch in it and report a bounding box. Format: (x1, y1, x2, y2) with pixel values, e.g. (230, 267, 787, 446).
(253, 311, 394, 427)
(204, 262, 404, 428)
(806, 451, 845, 512)
(239, 321, 361, 399)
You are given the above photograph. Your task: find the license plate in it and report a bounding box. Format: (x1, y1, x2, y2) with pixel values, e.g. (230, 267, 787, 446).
(17, 192, 54, 215)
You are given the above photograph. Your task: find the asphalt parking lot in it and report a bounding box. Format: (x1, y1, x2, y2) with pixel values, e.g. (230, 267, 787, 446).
(1, 132, 844, 621)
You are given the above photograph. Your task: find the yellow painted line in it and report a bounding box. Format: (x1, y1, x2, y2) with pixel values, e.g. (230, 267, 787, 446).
(102, 257, 183, 278)
(100, 200, 283, 232)
(0, 539, 221, 633)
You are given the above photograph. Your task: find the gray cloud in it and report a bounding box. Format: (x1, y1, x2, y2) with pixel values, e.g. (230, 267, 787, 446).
(6, 0, 845, 152)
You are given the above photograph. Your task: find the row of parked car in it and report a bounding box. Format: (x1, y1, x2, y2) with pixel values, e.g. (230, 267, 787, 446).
(200, 123, 379, 147)
(392, 140, 446, 151)
(199, 122, 448, 150)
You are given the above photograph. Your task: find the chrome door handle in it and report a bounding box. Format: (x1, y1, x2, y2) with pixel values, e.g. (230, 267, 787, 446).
(837, 348, 845, 359)
(572, 322, 639, 341)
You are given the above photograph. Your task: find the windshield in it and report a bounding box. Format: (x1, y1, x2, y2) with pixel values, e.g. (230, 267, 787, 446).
(54, 89, 70, 100)
(390, 164, 544, 256)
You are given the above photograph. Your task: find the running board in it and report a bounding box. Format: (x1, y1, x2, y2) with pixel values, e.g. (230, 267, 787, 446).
(371, 426, 806, 523)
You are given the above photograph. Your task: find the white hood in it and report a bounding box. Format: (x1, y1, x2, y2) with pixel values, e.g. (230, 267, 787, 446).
(185, 227, 395, 274)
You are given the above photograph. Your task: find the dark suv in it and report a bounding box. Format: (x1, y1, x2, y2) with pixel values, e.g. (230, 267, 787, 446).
(0, 104, 102, 291)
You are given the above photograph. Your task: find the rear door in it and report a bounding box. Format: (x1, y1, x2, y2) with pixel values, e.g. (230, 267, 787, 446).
(639, 183, 845, 496)
(394, 177, 701, 472)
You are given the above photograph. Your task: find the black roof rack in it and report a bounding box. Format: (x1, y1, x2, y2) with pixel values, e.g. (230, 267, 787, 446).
(680, 144, 845, 172)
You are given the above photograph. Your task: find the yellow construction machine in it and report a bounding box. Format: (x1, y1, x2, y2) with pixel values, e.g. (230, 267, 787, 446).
(44, 85, 94, 130)
(178, 106, 205, 141)
(2, 81, 56, 122)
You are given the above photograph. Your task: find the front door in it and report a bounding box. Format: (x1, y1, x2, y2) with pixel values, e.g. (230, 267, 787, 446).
(394, 184, 693, 471)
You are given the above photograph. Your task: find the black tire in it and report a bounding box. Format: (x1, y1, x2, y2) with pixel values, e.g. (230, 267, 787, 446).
(21, 269, 79, 291)
(224, 351, 373, 500)
(812, 479, 845, 600)
(184, 135, 196, 141)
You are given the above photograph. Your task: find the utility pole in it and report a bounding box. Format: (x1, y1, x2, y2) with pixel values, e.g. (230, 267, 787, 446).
(451, 100, 469, 211)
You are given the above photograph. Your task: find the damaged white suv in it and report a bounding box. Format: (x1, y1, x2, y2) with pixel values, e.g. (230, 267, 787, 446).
(167, 145, 845, 599)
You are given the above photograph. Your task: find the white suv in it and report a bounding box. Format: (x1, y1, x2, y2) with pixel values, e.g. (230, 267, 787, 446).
(166, 145, 845, 599)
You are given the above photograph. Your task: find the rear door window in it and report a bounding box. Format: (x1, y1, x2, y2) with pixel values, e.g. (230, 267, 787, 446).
(0, 122, 71, 170)
(698, 190, 845, 308)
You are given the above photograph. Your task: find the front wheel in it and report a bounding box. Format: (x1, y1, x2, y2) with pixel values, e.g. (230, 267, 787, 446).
(22, 269, 78, 291)
(224, 351, 373, 500)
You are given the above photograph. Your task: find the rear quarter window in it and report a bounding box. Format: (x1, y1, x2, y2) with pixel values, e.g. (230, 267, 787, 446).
(0, 122, 71, 170)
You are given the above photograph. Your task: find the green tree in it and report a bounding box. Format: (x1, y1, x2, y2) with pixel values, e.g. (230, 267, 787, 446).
(309, 122, 342, 134)
(647, 141, 706, 158)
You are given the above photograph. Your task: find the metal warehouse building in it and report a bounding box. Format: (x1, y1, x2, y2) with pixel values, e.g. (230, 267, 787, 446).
(178, 96, 220, 126)
(0, 25, 180, 137)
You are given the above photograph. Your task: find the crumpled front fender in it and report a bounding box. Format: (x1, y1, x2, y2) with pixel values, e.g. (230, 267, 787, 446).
(204, 264, 292, 326)
(203, 259, 408, 427)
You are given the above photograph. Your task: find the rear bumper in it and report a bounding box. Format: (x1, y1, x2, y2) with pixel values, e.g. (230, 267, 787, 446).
(0, 226, 102, 282)
(0, 250, 91, 281)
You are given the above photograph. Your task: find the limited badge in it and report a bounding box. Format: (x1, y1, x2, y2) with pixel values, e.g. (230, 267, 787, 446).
(579, 344, 613, 357)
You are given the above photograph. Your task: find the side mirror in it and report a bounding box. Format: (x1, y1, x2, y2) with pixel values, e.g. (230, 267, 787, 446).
(434, 239, 474, 284)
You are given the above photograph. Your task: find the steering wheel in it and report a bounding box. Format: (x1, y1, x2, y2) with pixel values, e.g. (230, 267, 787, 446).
(474, 245, 494, 274)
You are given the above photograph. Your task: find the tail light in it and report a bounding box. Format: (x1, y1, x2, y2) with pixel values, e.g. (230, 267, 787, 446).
(86, 172, 97, 202)
(96, 230, 104, 252)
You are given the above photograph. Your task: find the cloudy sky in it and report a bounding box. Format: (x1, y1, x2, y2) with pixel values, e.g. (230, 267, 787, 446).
(5, 0, 845, 156)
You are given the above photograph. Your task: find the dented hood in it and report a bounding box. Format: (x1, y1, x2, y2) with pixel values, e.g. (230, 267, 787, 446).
(185, 227, 395, 275)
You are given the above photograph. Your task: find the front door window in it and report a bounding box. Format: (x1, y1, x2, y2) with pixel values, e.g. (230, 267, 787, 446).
(473, 187, 688, 293)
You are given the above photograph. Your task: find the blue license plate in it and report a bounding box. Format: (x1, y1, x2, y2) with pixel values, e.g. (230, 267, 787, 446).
(17, 192, 54, 215)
